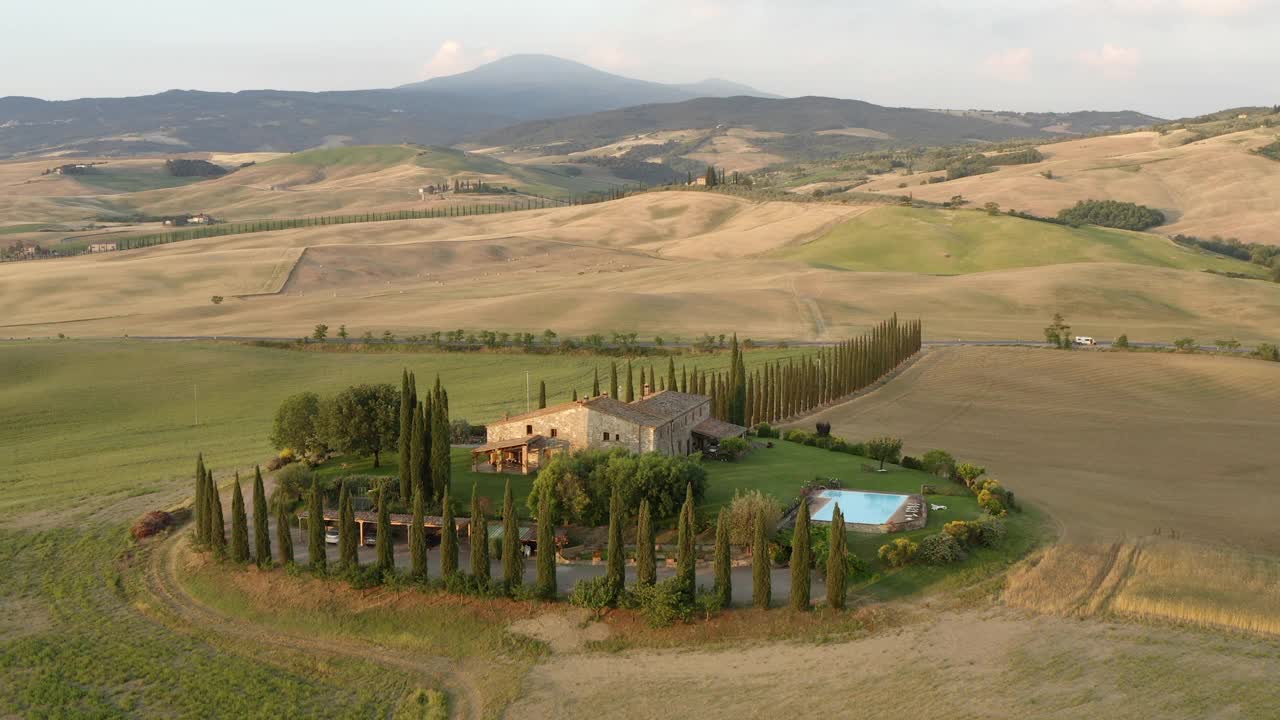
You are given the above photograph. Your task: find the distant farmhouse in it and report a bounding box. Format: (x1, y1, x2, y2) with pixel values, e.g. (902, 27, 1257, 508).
(472, 388, 746, 475)
(162, 213, 216, 227)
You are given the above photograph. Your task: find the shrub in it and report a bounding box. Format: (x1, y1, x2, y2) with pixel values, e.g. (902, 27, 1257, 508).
(527, 448, 706, 525)
(1173, 337, 1198, 352)
(130, 510, 174, 540)
(717, 436, 750, 460)
(567, 576, 618, 611)
(971, 516, 1007, 547)
(955, 463, 986, 489)
(921, 449, 956, 480)
(629, 577, 692, 627)
(815, 421, 831, 437)
(977, 479, 1009, 516)
(877, 538, 919, 568)
(782, 429, 815, 444)
(754, 422, 779, 439)
(943, 520, 977, 544)
(724, 490, 782, 545)
(274, 463, 313, 503)
(811, 525, 865, 578)
(1114, 334, 1130, 349)
(833, 440, 866, 456)
(917, 533, 967, 565)
(1253, 343, 1280, 362)
(901, 455, 924, 470)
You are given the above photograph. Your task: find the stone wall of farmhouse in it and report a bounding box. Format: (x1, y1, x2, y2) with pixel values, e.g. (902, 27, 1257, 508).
(650, 400, 710, 455)
(586, 412, 652, 453)
(487, 406, 589, 448)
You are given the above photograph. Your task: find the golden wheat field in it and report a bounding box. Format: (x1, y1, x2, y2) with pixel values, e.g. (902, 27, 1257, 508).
(800, 346, 1280, 553)
(4, 192, 1279, 342)
(860, 128, 1280, 244)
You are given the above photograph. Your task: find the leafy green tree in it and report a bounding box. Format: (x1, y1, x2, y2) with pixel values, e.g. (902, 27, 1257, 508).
(410, 483, 428, 581)
(312, 324, 328, 341)
(270, 392, 322, 455)
(1173, 337, 1198, 352)
(252, 466, 270, 568)
(1114, 334, 1130, 349)
(605, 488, 625, 602)
(376, 486, 394, 573)
(274, 489, 294, 566)
(534, 490, 557, 600)
(440, 488, 458, 577)
(230, 473, 250, 563)
(338, 481, 358, 570)
(320, 384, 399, 467)
(955, 462, 987, 489)
(752, 509, 771, 609)
(921, 450, 956, 480)
(676, 484, 696, 601)
(867, 436, 904, 471)
(635, 499, 656, 587)
(470, 484, 490, 584)
(1044, 313, 1071, 349)
(790, 497, 811, 610)
(502, 480, 522, 591)
(307, 477, 325, 571)
(713, 510, 731, 608)
(826, 505, 847, 610)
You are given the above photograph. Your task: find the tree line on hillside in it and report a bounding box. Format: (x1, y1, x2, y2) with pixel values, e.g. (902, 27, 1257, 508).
(1171, 233, 1280, 281)
(1056, 199, 1165, 231)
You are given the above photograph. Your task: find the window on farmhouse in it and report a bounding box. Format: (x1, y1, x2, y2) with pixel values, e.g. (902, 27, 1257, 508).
(614, 433, 620, 441)
(603, 431, 609, 441)
(550, 428, 557, 438)
(526, 424, 533, 435)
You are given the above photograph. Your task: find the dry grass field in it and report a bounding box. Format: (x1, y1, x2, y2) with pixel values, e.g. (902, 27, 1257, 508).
(860, 128, 1280, 244)
(800, 346, 1280, 553)
(5, 192, 1279, 343)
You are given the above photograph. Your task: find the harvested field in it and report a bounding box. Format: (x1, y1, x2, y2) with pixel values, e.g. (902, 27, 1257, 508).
(799, 346, 1280, 553)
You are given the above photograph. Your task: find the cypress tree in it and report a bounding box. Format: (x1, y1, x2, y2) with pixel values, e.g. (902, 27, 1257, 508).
(209, 469, 226, 555)
(635, 499, 656, 587)
(440, 487, 458, 577)
(790, 497, 812, 611)
(410, 482, 428, 581)
(752, 509, 770, 609)
(609, 362, 618, 397)
(534, 489, 556, 600)
(338, 481, 358, 570)
(714, 510, 731, 608)
(626, 361, 636, 402)
(409, 406, 425, 510)
(398, 369, 414, 500)
(826, 505, 847, 610)
(572, 388, 578, 401)
(668, 357, 678, 392)
(538, 380, 547, 409)
(376, 485, 394, 573)
(470, 483, 490, 583)
(253, 466, 270, 568)
(307, 476, 324, 571)
(230, 473, 250, 563)
(419, 399, 433, 503)
(676, 483, 695, 601)
(681, 366, 688, 394)
(501, 480, 521, 591)
(592, 367, 601, 396)
(605, 487, 624, 601)
(430, 390, 450, 505)
(274, 489, 294, 566)
(194, 454, 208, 545)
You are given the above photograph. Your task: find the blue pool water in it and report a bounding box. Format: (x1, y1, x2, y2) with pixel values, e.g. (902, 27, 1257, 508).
(810, 489, 909, 525)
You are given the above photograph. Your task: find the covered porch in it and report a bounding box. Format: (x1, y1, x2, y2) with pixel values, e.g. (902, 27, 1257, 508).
(692, 417, 748, 454)
(470, 435, 570, 475)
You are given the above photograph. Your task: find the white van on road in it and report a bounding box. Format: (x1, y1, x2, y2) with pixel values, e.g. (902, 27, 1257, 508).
(1073, 336, 1097, 346)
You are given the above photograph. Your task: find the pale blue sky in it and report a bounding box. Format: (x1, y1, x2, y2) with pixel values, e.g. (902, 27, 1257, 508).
(4, 0, 1277, 117)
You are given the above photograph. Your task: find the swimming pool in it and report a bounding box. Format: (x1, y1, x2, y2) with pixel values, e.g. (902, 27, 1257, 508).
(809, 489, 909, 525)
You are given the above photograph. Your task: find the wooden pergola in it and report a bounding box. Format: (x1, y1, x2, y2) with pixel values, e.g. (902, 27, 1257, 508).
(469, 434, 569, 475)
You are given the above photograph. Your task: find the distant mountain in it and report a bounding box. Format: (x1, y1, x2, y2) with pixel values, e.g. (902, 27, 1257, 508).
(398, 54, 779, 118)
(467, 95, 1161, 152)
(0, 54, 779, 158)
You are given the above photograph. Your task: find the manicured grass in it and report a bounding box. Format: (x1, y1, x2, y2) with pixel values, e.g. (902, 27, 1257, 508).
(782, 206, 1264, 275)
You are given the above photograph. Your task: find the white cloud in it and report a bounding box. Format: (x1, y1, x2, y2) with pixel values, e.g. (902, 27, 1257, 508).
(1181, 0, 1257, 16)
(982, 48, 1033, 82)
(1076, 43, 1141, 79)
(420, 40, 499, 79)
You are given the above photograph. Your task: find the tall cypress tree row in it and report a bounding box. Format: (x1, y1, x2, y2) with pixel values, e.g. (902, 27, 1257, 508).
(441, 488, 458, 577)
(676, 483, 696, 602)
(714, 510, 731, 608)
(534, 489, 556, 600)
(790, 497, 811, 611)
(307, 476, 324, 571)
(635, 498, 656, 587)
(376, 485, 394, 573)
(338, 481, 358, 570)
(398, 369, 414, 501)
(194, 454, 208, 545)
(826, 505, 847, 610)
(253, 466, 271, 568)
(274, 489, 294, 566)
(752, 509, 770, 609)
(538, 380, 547, 409)
(230, 473, 250, 563)
(501, 480, 521, 591)
(410, 482, 427, 582)
(605, 488, 624, 602)
(470, 483, 490, 584)
(209, 469, 226, 555)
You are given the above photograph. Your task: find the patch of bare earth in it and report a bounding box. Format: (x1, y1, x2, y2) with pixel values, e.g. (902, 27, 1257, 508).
(509, 609, 611, 653)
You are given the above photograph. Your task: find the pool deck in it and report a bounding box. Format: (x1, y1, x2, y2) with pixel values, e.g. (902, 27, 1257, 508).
(808, 489, 928, 534)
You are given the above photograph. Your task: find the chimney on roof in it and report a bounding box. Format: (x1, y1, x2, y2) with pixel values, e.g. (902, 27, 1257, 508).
(642, 383, 652, 397)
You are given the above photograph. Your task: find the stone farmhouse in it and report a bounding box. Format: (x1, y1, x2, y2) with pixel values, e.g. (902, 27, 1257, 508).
(471, 388, 746, 474)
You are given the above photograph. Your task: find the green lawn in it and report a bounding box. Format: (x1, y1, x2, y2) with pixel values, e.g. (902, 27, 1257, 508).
(781, 205, 1264, 275)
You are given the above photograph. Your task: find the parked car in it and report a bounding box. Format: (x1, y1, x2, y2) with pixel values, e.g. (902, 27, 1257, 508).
(324, 526, 340, 544)
(363, 531, 378, 547)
